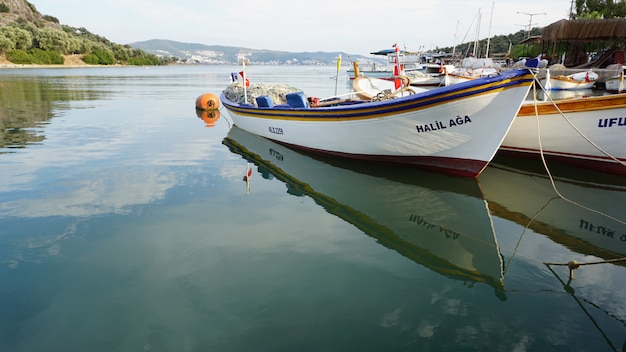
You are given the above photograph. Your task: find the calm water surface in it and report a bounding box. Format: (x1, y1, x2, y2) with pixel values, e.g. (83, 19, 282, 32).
(1, 65, 626, 352)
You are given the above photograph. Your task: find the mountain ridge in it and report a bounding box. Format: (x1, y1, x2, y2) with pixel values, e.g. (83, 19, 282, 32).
(129, 39, 370, 65)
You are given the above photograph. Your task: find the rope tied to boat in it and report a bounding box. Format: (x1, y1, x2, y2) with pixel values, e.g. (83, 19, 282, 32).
(527, 70, 626, 227)
(529, 70, 626, 169)
(502, 73, 626, 282)
(544, 257, 626, 280)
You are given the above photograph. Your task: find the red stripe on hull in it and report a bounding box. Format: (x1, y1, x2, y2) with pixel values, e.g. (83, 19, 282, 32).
(497, 148, 626, 175)
(274, 140, 488, 178)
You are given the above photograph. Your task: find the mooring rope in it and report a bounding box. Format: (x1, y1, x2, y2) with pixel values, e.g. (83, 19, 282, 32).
(504, 70, 626, 280)
(219, 106, 233, 129)
(527, 70, 626, 227)
(545, 257, 626, 280)
(503, 196, 561, 275)
(529, 70, 626, 167)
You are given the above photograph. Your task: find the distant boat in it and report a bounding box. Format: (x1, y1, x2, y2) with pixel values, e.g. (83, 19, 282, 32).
(444, 57, 501, 85)
(604, 66, 626, 93)
(350, 75, 429, 100)
(480, 158, 626, 259)
(223, 126, 506, 292)
(346, 48, 426, 79)
(540, 69, 598, 90)
(499, 93, 626, 175)
(220, 69, 534, 177)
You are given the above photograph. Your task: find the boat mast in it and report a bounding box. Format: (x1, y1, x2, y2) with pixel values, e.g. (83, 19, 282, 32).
(485, 1, 494, 58)
(452, 20, 459, 61)
(473, 8, 481, 57)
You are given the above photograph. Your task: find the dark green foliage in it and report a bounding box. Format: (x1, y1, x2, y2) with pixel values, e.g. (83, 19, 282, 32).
(438, 29, 543, 59)
(128, 56, 162, 65)
(92, 49, 115, 64)
(5, 48, 64, 64)
(82, 49, 115, 65)
(6, 49, 32, 64)
(81, 53, 99, 65)
(575, 0, 626, 19)
(26, 1, 37, 14)
(42, 15, 59, 23)
(28, 48, 64, 64)
(0, 3, 10, 13)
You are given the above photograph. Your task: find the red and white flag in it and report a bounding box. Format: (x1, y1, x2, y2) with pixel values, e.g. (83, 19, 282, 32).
(239, 71, 250, 87)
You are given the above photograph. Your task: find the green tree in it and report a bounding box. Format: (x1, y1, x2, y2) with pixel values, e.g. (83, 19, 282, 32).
(83, 47, 116, 65)
(28, 48, 64, 64)
(34, 27, 71, 53)
(111, 43, 130, 62)
(575, 0, 626, 19)
(0, 26, 33, 51)
(0, 36, 13, 53)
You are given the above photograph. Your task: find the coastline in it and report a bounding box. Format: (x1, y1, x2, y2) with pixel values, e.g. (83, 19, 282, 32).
(0, 54, 115, 68)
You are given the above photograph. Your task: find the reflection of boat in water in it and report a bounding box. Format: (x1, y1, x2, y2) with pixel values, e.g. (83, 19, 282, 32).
(223, 126, 505, 293)
(479, 157, 626, 259)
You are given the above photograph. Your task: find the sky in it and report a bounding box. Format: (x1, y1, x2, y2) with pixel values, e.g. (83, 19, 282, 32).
(32, 0, 573, 56)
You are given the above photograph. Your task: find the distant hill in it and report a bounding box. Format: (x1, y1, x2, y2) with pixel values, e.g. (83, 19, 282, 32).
(129, 39, 369, 65)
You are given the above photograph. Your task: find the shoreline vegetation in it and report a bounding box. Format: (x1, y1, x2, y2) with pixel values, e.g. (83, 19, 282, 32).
(0, 54, 118, 68)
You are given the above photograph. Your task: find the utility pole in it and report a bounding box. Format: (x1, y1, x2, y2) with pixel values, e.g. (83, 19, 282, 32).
(517, 11, 547, 38)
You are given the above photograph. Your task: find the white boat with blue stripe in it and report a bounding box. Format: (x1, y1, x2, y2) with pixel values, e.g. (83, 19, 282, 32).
(220, 69, 534, 178)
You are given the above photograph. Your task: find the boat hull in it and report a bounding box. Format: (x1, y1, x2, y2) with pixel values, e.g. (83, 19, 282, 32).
(540, 70, 598, 90)
(221, 69, 534, 177)
(500, 94, 626, 174)
(540, 78, 596, 90)
(605, 75, 625, 93)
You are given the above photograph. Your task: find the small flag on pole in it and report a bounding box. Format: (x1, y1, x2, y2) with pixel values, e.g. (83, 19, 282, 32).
(334, 54, 342, 95)
(239, 71, 250, 87)
(393, 46, 403, 90)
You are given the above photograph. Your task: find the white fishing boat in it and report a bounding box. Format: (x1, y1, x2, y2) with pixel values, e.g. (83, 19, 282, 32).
(346, 48, 426, 79)
(220, 69, 534, 177)
(444, 57, 500, 85)
(604, 66, 625, 93)
(540, 69, 598, 90)
(405, 69, 447, 87)
(224, 126, 506, 290)
(499, 93, 626, 175)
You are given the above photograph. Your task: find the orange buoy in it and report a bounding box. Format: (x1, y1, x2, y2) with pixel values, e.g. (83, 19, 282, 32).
(195, 93, 220, 110)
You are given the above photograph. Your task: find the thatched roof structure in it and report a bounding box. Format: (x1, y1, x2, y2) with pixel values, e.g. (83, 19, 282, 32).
(519, 35, 542, 45)
(542, 18, 626, 42)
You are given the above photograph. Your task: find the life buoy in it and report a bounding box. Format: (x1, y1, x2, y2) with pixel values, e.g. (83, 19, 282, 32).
(195, 93, 220, 110)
